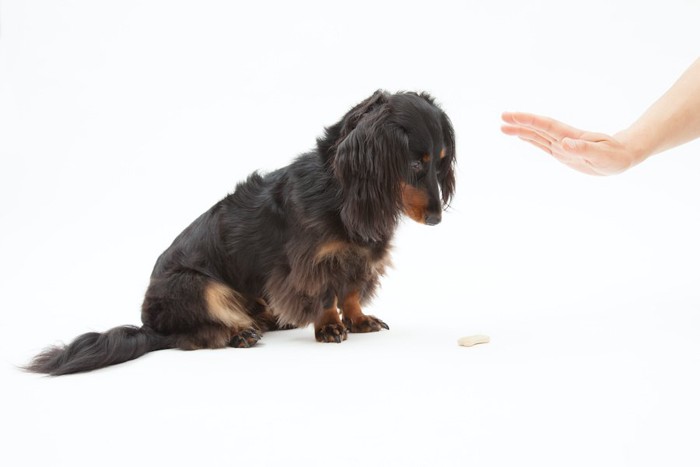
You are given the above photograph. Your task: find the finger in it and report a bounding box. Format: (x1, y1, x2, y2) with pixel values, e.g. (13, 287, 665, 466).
(561, 137, 605, 157)
(519, 137, 552, 155)
(562, 137, 583, 151)
(550, 147, 602, 175)
(502, 112, 585, 142)
(526, 139, 601, 175)
(562, 138, 631, 175)
(501, 125, 555, 147)
(551, 143, 606, 176)
(501, 112, 519, 124)
(511, 129, 552, 149)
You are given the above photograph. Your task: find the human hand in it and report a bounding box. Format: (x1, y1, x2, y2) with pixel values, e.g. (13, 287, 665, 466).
(501, 112, 645, 176)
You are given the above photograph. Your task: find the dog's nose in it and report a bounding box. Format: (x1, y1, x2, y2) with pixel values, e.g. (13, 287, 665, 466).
(424, 213, 442, 226)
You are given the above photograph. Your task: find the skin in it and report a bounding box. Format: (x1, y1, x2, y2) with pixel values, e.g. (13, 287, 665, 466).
(501, 58, 700, 176)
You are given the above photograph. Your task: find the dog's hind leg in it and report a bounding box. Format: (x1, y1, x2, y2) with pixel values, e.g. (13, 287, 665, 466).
(142, 274, 260, 350)
(250, 298, 297, 332)
(340, 289, 389, 333)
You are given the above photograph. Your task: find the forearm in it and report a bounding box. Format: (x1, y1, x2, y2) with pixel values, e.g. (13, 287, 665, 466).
(616, 58, 700, 162)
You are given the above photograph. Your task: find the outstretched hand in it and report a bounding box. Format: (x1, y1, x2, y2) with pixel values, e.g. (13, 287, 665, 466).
(501, 112, 643, 176)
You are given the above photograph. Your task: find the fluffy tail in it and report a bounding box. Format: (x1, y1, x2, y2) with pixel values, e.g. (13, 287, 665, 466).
(24, 325, 173, 376)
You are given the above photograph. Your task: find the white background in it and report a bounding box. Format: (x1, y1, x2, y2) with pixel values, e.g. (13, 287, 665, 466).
(1, 1, 699, 466)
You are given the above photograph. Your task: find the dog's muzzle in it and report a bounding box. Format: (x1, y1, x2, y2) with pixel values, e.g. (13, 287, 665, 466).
(425, 213, 442, 226)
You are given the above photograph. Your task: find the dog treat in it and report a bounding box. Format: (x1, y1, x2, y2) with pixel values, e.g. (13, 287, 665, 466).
(457, 335, 490, 347)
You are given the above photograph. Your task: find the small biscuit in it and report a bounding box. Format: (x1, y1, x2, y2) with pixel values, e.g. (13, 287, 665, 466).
(457, 335, 490, 347)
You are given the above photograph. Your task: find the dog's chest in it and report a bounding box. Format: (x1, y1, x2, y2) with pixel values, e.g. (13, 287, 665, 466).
(312, 240, 389, 280)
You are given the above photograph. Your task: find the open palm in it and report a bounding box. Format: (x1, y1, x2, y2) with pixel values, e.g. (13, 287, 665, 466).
(501, 112, 639, 176)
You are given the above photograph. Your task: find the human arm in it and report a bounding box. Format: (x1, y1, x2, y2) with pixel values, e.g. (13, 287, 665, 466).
(501, 58, 700, 176)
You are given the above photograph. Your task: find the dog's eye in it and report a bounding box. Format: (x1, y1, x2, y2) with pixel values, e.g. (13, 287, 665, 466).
(410, 160, 423, 172)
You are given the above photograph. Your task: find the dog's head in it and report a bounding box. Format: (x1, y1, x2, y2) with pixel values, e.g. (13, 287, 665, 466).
(329, 90, 456, 242)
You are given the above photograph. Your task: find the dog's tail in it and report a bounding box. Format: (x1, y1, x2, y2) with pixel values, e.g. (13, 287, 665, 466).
(24, 325, 173, 376)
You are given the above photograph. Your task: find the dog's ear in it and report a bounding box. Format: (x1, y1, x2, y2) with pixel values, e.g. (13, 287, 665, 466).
(438, 111, 456, 207)
(333, 92, 409, 242)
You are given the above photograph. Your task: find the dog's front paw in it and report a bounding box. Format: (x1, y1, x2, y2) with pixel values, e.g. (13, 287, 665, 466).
(342, 315, 389, 333)
(315, 323, 348, 343)
(229, 328, 262, 348)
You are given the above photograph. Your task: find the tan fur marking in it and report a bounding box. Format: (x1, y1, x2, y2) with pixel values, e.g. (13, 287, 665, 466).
(401, 183, 429, 224)
(314, 298, 341, 330)
(204, 282, 254, 329)
(371, 254, 392, 276)
(422, 153, 431, 163)
(314, 297, 348, 342)
(339, 289, 387, 333)
(439, 147, 446, 159)
(315, 241, 349, 262)
(341, 290, 364, 321)
(315, 240, 370, 263)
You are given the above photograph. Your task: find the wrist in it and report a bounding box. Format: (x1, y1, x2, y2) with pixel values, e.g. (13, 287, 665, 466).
(614, 125, 655, 166)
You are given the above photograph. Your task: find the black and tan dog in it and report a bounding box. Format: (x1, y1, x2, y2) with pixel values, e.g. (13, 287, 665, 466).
(26, 90, 456, 375)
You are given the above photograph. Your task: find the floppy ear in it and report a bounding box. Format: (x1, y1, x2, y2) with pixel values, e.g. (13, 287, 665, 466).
(438, 111, 456, 207)
(333, 96, 409, 242)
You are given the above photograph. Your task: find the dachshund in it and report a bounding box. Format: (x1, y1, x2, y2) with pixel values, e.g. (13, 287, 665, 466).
(25, 90, 456, 375)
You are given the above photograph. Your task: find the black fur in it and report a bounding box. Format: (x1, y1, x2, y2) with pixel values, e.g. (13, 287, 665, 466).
(25, 90, 456, 375)
(25, 326, 172, 375)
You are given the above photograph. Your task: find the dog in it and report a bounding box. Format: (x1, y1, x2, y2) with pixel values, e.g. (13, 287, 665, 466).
(25, 90, 456, 375)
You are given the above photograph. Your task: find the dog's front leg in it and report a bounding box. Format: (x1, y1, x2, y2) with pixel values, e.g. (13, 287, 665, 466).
(340, 289, 389, 333)
(314, 290, 347, 343)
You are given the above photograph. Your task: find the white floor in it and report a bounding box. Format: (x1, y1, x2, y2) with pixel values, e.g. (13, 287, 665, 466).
(2, 1, 700, 466)
(4, 297, 700, 466)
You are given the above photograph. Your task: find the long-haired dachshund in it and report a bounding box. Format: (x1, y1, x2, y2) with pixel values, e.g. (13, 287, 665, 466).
(26, 90, 456, 375)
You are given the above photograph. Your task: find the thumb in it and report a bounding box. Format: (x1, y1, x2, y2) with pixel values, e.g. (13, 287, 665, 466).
(561, 137, 590, 152)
